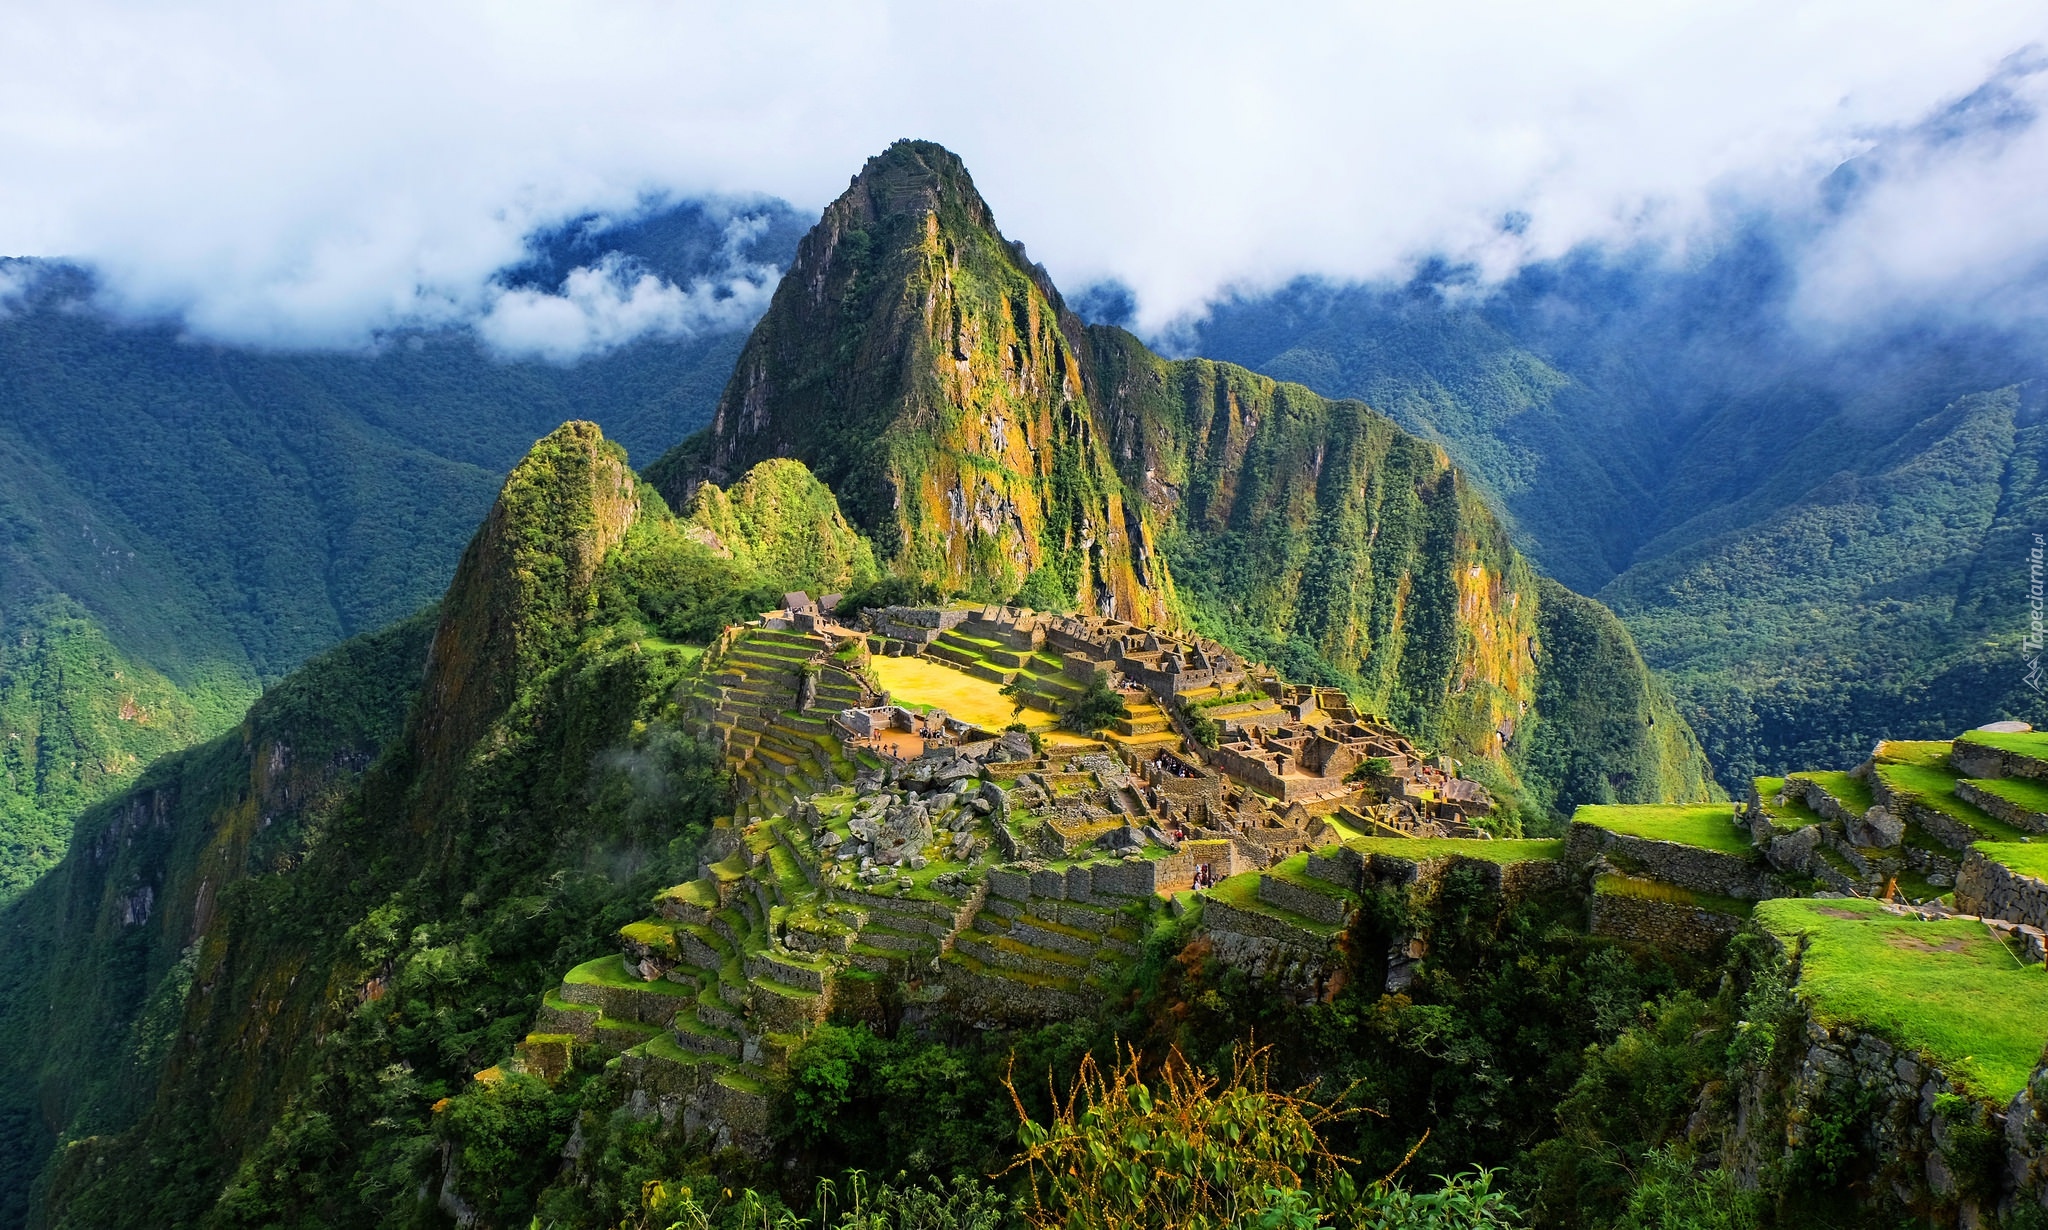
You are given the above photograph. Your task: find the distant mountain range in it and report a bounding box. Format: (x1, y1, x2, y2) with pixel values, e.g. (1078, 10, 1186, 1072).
(0, 202, 803, 899)
(1183, 238, 2048, 787)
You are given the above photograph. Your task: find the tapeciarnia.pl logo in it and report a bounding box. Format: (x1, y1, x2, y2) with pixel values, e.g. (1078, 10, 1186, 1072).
(2029, 533, 2046, 695)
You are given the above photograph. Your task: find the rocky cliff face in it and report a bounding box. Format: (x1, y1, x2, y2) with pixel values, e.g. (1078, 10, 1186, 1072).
(417, 421, 640, 787)
(682, 140, 1168, 622)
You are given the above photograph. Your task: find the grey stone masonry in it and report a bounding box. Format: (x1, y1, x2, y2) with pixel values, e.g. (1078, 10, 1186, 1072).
(1955, 848, 2048, 931)
(1565, 821, 1786, 900)
(1950, 737, 2048, 782)
(1257, 874, 1354, 926)
(1955, 780, 2048, 835)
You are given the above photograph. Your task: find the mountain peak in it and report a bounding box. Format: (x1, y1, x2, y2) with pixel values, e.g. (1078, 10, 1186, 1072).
(843, 139, 991, 228)
(684, 142, 1169, 622)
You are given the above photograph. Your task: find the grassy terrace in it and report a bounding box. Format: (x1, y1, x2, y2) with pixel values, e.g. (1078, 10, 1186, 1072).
(1957, 729, 2048, 760)
(1344, 837, 1565, 865)
(1205, 871, 1343, 936)
(1594, 872, 1753, 918)
(563, 956, 691, 994)
(1756, 897, 2048, 1101)
(1972, 842, 2048, 882)
(1878, 763, 2032, 844)
(1876, 740, 1954, 768)
(869, 654, 1042, 730)
(1752, 777, 1826, 829)
(1969, 776, 2048, 815)
(1791, 771, 1873, 816)
(1573, 804, 1752, 855)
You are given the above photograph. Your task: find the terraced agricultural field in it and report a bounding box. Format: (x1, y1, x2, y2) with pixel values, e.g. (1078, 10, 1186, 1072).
(1875, 740, 1954, 768)
(1878, 762, 2032, 843)
(1971, 842, 2048, 882)
(1344, 837, 1564, 864)
(1595, 872, 1752, 918)
(1957, 729, 2048, 760)
(869, 654, 1043, 730)
(1751, 777, 1825, 829)
(1791, 770, 1873, 816)
(1756, 896, 2048, 1101)
(1574, 804, 1751, 854)
(1969, 775, 2048, 815)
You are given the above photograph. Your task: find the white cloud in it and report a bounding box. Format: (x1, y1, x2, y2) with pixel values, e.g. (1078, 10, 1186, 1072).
(475, 224, 777, 362)
(0, 1, 2042, 350)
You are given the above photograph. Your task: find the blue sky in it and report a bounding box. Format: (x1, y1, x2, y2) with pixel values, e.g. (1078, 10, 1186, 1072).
(2, 1, 2044, 353)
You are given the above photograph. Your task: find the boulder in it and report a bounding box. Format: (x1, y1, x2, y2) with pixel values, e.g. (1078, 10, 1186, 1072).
(1848, 805, 1905, 849)
(1769, 824, 1821, 873)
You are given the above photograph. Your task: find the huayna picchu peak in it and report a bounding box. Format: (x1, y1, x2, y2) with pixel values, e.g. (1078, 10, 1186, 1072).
(16, 140, 2032, 1230)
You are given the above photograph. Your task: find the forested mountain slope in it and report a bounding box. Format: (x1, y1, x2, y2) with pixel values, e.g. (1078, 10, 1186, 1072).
(1187, 249, 2048, 786)
(0, 201, 802, 899)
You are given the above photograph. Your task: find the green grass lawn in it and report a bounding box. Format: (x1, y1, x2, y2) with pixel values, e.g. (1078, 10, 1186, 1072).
(1752, 777, 1826, 829)
(1204, 871, 1341, 935)
(1344, 837, 1565, 865)
(1968, 776, 2048, 816)
(1790, 771, 1873, 816)
(1957, 730, 2048, 761)
(1594, 873, 1752, 918)
(1972, 842, 2048, 882)
(563, 955, 690, 994)
(1875, 740, 1954, 768)
(1878, 763, 2032, 843)
(1573, 804, 1752, 855)
(1756, 897, 2048, 1101)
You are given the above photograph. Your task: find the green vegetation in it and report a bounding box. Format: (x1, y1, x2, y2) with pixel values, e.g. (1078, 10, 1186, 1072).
(1787, 771, 1870, 816)
(1956, 729, 2048, 760)
(1971, 842, 2048, 882)
(1750, 777, 1825, 830)
(1594, 873, 1753, 919)
(0, 259, 774, 897)
(1058, 676, 1130, 735)
(1967, 774, 2048, 814)
(1007, 1047, 1518, 1230)
(1345, 837, 1565, 865)
(1573, 804, 1751, 855)
(1875, 762, 2031, 842)
(1875, 740, 1953, 768)
(1756, 897, 2048, 1100)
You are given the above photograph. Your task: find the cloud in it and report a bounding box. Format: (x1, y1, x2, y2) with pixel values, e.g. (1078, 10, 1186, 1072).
(1789, 51, 2048, 330)
(0, 1, 2042, 351)
(475, 218, 777, 362)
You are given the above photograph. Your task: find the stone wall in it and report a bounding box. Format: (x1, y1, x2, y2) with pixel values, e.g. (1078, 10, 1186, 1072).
(1587, 891, 1745, 953)
(1565, 822, 1784, 900)
(986, 856, 1167, 906)
(1955, 850, 2048, 930)
(1955, 780, 2048, 835)
(1950, 739, 2048, 782)
(617, 1047, 770, 1154)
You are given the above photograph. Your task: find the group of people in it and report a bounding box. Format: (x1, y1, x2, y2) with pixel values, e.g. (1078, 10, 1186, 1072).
(1190, 862, 1218, 891)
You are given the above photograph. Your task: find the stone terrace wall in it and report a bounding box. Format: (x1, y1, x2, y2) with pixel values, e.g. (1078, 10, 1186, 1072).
(1588, 892, 1745, 953)
(1951, 739, 2048, 781)
(1737, 932, 2048, 1226)
(1955, 781, 2048, 835)
(1566, 822, 1784, 901)
(1956, 850, 2048, 931)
